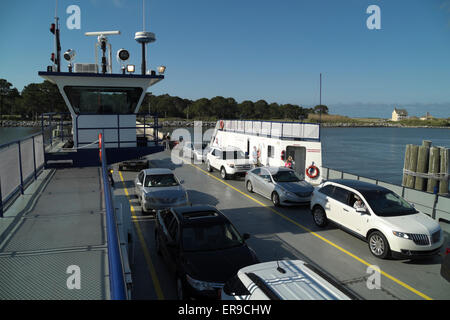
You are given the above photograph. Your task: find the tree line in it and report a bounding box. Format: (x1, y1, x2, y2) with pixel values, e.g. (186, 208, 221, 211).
(0, 78, 329, 121)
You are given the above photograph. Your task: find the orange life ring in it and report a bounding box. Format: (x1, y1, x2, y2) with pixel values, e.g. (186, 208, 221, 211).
(219, 120, 224, 130)
(306, 165, 319, 179)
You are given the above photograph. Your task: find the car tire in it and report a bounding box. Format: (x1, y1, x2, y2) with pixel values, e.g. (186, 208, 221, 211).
(312, 206, 328, 227)
(176, 276, 186, 300)
(206, 161, 213, 172)
(272, 192, 280, 207)
(368, 231, 391, 259)
(220, 167, 228, 180)
(246, 180, 254, 193)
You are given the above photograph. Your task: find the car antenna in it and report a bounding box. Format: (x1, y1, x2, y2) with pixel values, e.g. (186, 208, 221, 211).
(275, 250, 286, 274)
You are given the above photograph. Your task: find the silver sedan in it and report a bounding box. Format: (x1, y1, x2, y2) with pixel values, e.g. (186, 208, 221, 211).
(245, 167, 314, 206)
(135, 168, 190, 213)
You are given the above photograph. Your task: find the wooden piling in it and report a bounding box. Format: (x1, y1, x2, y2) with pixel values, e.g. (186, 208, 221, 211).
(422, 140, 432, 148)
(405, 145, 419, 188)
(427, 146, 440, 193)
(439, 147, 449, 196)
(402, 145, 411, 187)
(414, 145, 429, 191)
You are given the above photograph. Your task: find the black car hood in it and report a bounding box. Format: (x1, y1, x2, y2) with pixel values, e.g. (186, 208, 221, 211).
(182, 245, 258, 283)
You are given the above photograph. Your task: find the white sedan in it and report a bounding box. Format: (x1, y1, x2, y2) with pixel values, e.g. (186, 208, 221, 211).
(310, 179, 443, 259)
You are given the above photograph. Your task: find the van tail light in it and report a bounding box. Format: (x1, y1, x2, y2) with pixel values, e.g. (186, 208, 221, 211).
(446, 248, 450, 255)
(281, 150, 285, 161)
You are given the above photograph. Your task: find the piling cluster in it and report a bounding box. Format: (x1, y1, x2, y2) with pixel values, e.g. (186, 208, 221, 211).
(402, 140, 449, 196)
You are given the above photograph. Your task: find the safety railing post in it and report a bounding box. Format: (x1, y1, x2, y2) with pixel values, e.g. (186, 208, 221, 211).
(32, 136, 37, 180)
(18, 141, 24, 195)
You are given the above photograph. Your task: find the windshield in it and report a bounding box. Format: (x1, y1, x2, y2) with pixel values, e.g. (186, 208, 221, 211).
(362, 190, 417, 217)
(144, 174, 179, 188)
(272, 170, 301, 182)
(64, 86, 142, 114)
(182, 222, 244, 252)
(223, 151, 246, 160)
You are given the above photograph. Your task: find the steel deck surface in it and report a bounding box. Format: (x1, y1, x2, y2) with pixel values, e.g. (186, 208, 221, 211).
(0, 167, 109, 300)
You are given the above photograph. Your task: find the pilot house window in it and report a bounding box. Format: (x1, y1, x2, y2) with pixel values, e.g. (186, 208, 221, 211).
(64, 86, 143, 114)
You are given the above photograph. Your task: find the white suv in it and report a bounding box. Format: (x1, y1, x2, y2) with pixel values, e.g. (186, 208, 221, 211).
(206, 147, 252, 179)
(221, 260, 355, 300)
(310, 179, 443, 259)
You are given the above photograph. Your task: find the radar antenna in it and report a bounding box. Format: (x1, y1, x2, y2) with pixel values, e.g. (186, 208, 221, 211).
(85, 31, 121, 74)
(135, 0, 156, 75)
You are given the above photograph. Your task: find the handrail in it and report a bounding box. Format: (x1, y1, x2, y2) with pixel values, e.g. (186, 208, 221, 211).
(99, 133, 127, 300)
(0, 132, 45, 217)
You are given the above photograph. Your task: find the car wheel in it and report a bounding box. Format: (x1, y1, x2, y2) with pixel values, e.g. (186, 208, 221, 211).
(368, 231, 391, 259)
(220, 167, 228, 180)
(155, 232, 162, 256)
(272, 192, 280, 207)
(313, 206, 328, 227)
(246, 180, 254, 193)
(176, 276, 186, 300)
(206, 161, 213, 172)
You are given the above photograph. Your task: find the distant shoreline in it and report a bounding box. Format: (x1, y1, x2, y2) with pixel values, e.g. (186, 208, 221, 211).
(0, 119, 449, 129)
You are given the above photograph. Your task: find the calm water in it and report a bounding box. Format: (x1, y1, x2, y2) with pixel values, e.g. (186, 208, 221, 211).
(2, 126, 449, 185)
(0, 127, 41, 146)
(321, 127, 450, 185)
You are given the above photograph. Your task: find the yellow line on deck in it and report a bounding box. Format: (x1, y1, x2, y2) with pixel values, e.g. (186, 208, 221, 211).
(118, 171, 165, 300)
(182, 157, 432, 300)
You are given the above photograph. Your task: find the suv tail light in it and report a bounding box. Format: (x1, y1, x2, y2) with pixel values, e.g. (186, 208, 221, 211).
(446, 248, 450, 256)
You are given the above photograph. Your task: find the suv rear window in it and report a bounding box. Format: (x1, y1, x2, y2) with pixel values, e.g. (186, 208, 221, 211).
(332, 187, 351, 204)
(319, 185, 334, 197)
(181, 222, 244, 252)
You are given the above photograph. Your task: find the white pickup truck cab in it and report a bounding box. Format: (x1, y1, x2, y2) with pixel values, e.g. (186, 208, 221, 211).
(206, 146, 252, 180)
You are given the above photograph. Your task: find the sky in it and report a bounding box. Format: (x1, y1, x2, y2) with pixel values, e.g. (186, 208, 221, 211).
(0, 0, 449, 118)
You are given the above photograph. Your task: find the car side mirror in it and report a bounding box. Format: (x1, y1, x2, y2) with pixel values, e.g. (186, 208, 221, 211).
(179, 180, 185, 184)
(243, 233, 250, 241)
(356, 208, 369, 215)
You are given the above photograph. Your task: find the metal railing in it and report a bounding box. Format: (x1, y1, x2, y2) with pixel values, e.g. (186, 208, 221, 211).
(322, 167, 450, 223)
(0, 132, 45, 217)
(41, 112, 72, 150)
(218, 119, 321, 141)
(99, 133, 127, 300)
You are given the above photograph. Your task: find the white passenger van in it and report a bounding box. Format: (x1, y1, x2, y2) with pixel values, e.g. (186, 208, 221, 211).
(210, 120, 323, 184)
(221, 260, 356, 300)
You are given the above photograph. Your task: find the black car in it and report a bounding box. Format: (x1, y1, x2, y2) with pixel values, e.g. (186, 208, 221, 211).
(155, 205, 259, 300)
